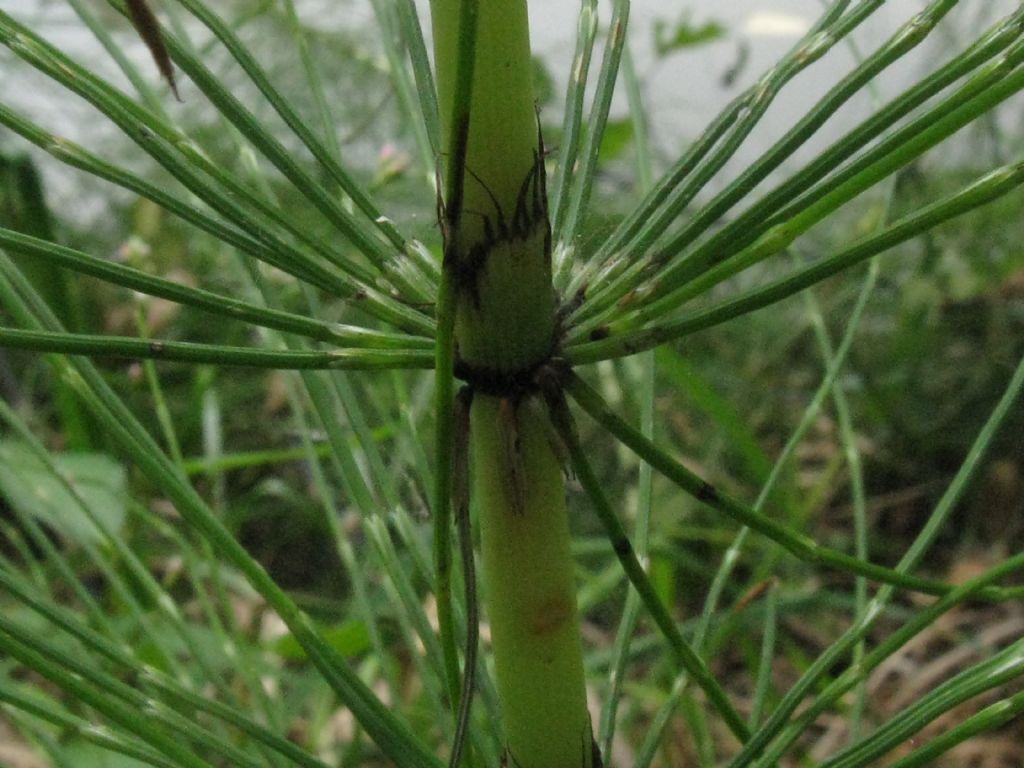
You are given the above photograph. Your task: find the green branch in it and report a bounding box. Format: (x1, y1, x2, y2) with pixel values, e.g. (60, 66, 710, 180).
(432, 0, 481, 749)
(0, 228, 431, 350)
(568, 155, 1024, 362)
(0, 327, 434, 370)
(546, 384, 751, 744)
(0, 252, 443, 768)
(564, 372, 1018, 601)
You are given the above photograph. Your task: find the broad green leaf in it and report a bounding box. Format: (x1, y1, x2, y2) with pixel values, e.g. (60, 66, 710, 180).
(598, 118, 634, 163)
(272, 619, 372, 660)
(0, 442, 125, 545)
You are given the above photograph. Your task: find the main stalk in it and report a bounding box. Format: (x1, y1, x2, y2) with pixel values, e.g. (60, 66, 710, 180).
(429, 1, 594, 766)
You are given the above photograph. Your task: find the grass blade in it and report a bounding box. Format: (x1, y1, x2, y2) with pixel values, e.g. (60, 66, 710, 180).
(729, 346, 1024, 766)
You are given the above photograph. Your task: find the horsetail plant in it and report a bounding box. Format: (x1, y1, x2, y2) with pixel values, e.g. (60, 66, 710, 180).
(0, 1, 1023, 767)
(431, 2, 594, 765)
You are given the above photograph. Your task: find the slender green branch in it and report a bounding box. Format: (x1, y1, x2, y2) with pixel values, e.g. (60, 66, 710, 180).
(564, 372, 1011, 599)
(171, 0, 414, 257)
(0, 104, 358, 301)
(136, 306, 184, 464)
(599, 41, 655, 755)
(549, 0, 597, 250)
(820, 638, 1024, 768)
(629, 244, 883, 765)
(396, 0, 441, 158)
(553, 0, 628, 243)
(302, 453, 407, 728)
(432, 0, 481, 742)
(741, 551, 1024, 768)
(0, 327, 434, 370)
(281, 0, 342, 159)
(0, 10, 435, 335)
(614, 41, 1024, 330)
(887, 689, 1024, 768)
(575, 0, 960, 326)
(116, 0, 433, 303)
(0, 679, 176, 768)
(545, 382, 750, 744)
(0, 227, 431, 350)
(328, 370, 402, 510)
(0, 569, 332, 768)
(0, 615, 267, 768)
(369, 0, 438, 183)
(435, 0, 479, 222)
(0, 624, 215, 768)
(179, 442, 330, 475)
(0, 420, 124, 641)
(364, 516, 457, 720)
(566, 0, 878, 303)
(596, 6, 1024, 326)
(450, 388, 478, 768)
(0, 253, 443, 768)
(0, 405, 256, 719)
(567, 156, 1024, 362)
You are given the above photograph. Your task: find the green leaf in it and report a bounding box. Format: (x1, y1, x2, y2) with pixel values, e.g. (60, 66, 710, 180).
(598, 118, 634, 162)
(272, 619, 371, 661)
(0, 442, 126, 545)
(654, 15, 726, 57)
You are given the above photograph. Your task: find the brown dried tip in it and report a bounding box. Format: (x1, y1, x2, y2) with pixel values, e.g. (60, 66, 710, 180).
(733, 577, 779, 613)
(125, 0, 182, 102)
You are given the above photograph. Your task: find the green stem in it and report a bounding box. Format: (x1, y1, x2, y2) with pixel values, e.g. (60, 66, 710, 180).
(432, 0, 554, 374)
(472, 395, 592, 768)
(430, 2, 591, 765)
